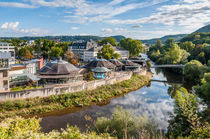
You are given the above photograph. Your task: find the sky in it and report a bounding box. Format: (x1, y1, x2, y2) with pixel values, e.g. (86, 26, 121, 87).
(0, 0, 209, 39)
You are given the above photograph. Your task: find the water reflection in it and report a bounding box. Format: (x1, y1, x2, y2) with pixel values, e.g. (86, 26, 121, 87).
(40, 68, 189, 133)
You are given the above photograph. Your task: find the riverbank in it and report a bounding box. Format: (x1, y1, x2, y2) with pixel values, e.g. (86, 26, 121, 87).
(0, 72, 152, 120)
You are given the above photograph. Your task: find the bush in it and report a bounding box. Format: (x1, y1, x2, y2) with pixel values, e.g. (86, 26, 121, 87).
(184, 60, 207, 83)
(146, 60, 152, 69)
(0, 117, 112, 138)
(10, 87, 23, 91)
(94, 106, 159, 138)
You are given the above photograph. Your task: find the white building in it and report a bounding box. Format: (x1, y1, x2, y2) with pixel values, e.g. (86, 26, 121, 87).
(0, 52, 11, 91)
(0, 42, 15, 64)
(28, 40, 35, 45)
(113, 47, 129, 59)
(68, 40, 98, 61)
(83, 47, 101, 62)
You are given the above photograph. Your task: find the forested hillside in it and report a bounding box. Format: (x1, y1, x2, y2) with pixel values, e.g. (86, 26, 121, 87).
(0, 35, 125, 42)
(141, 34, 187, 45)
(194, 24, 210, 33)
(180, 32, 210, 44)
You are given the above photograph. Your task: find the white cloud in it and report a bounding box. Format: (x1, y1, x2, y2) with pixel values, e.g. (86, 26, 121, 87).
(29, 0, 87, 8)
(109, 0, 126, 6)
(0, 2, 35, 8)
(101, 27, 184, 40)
(0, 22, 50, 36)
(1, 22, 19, 30)
(63, 0, 168, 24)
(71, 27, 79, 30)
(0, 0, 168, 24)
(105, 0, 210, 32)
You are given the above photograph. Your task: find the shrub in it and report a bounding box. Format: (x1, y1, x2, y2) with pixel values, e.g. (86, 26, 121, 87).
(146, 60, 152, 69)
(94, 106, 159, 138)
(0, 117, 112, 138)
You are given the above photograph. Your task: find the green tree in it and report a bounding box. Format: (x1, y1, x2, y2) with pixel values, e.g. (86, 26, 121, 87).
(98, 44, 120, 60)
(196, 52, 206, 64)
(184, 60, 206, 83)
(50, 47, 63, 58)
(161, 44, 190, 64)
(120, 38, 144, 57)
(164, 38, 175, 50)
(181, 41, 195, 54)
(34, 39, 42, 54)
(168, 87, 210, 138)
(101, 37, 117, 46)
(155, 40, 162, 50)
(195, 73, 210, 103)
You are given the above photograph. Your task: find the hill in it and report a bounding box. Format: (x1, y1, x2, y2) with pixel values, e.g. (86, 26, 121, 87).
(180, 32, 210, 44)
(141, 34, 188, 45)
(0, 35, 125, 42)
(194, 24, 210, 33)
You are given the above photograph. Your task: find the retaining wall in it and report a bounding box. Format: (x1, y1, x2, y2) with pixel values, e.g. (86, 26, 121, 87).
(0, 70, 147, 102)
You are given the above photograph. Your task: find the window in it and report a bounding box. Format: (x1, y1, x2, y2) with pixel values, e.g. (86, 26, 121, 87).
(3, 71, 7, 77)
(3, 80, 8, 86)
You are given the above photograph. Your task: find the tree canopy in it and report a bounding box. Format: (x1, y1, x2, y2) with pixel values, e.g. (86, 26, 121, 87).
(120, 38, 144, 57)
(101, 37, 117, 46)
(97, 44, 120, 60)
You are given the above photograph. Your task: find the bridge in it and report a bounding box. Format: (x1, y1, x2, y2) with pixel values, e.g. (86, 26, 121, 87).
(151, 64, 184, 68)
(151, 79, 184, 85)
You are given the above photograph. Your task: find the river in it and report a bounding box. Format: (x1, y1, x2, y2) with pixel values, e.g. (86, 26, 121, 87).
(40, 68, 192, 133)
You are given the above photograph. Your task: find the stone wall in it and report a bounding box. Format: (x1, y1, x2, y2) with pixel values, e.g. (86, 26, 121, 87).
(0, 71, 146, 102)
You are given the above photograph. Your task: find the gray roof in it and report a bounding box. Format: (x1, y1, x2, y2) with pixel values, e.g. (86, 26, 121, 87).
(0, 52, 11, 59)
(122, 59, 139, 66)
(113, 47, 128, 51)
(38, 58, 79, 75)
(92, 67, 111, 73)
(85, 58, 116, 69)
(109, 58, 124, 67)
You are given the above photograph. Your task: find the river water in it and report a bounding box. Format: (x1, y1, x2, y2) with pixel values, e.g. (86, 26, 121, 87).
(40, 68, 191, 133)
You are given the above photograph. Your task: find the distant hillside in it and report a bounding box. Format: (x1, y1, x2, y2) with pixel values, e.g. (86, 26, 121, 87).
(180, 32, 210, 44)
(0, 35, 125, 42)
(141, 34, 188, 45)
(110, 35, 126, 42)
(194, 24, 210, 33)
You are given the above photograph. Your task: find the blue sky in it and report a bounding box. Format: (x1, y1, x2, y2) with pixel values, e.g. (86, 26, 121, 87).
(0, 0, 209, 39)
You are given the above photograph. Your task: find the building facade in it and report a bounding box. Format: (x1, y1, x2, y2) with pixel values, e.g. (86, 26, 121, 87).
(0, 52, 11, 91)
(0, 42, 15, 64)
(68, 40, 98, 61)
(83, 47, 101, 62)
(113, 47, 129, 59)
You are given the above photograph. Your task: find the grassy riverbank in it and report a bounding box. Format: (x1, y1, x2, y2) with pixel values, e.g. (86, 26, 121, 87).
(0, 73, 152, 120)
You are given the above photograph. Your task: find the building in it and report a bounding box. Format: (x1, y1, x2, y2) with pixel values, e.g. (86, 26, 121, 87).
(9, 63, 40, 87)
(28, 40, 35, 45)
(84, 58, 116, 70)
(109, 58, 124, 71)
(83, 47, 101, 62)
(0, 42, 15, 64)
(0, 52, 11, 91)
(92, 67, 111, 79)
(68, 40, 98, 61)
(37, 57, 83, 85)
(113, 47, 129, 59)
(121, 59, 140, 71)
(25, 58, 43, 74)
